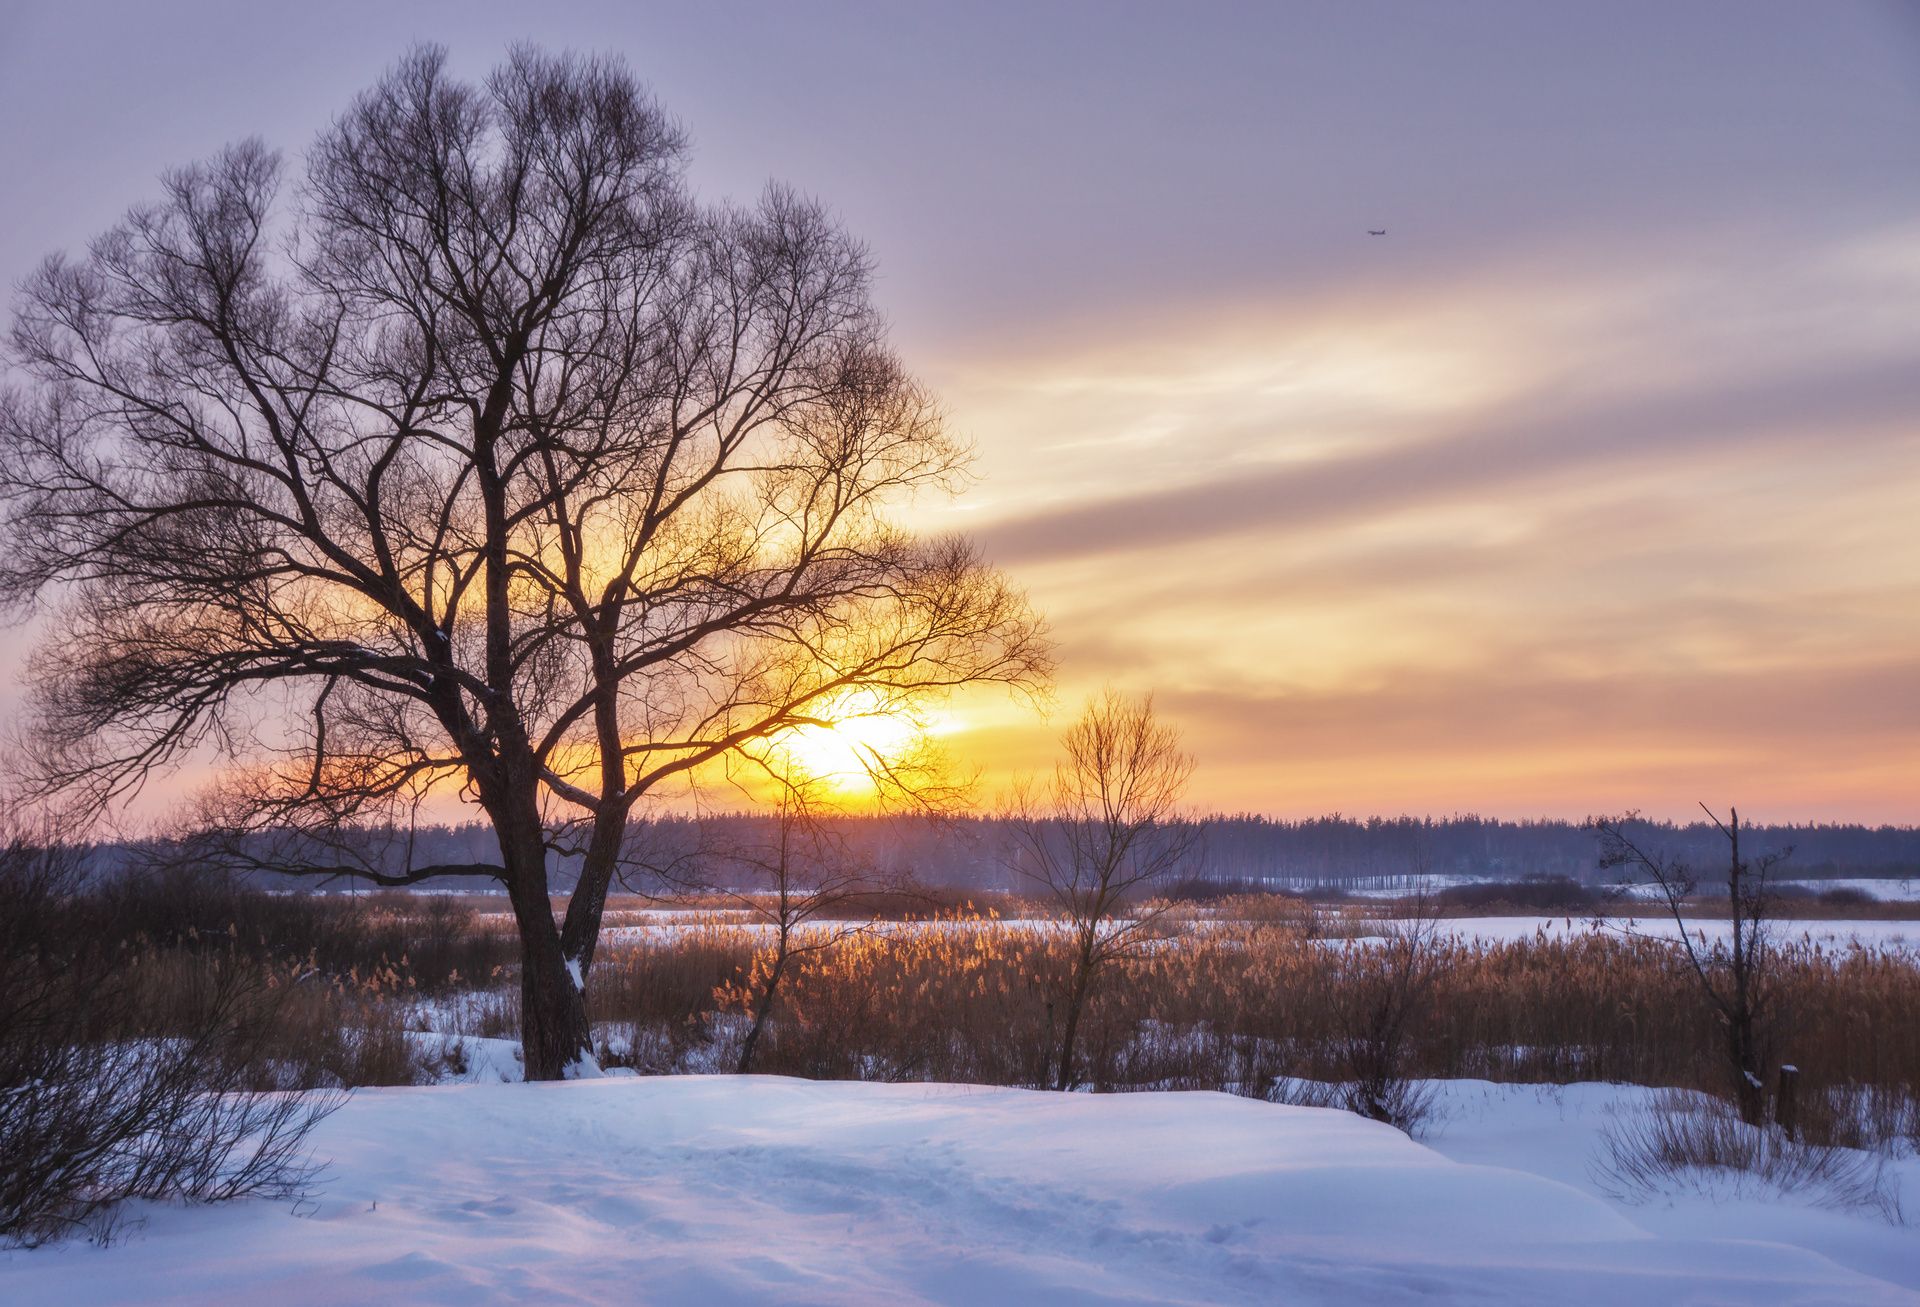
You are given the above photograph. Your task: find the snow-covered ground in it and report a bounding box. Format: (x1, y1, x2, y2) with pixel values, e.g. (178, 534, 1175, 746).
(597, 914, 1072, 945)
(1265, 876, 1920, 904)
(1264, 873, 1492, 899)
(1777, 879, 1920, 903)
(1361, 915, 1920, 955)
(1422, 1082, 1918, 1296)
(5, 1077, 1914, 1305)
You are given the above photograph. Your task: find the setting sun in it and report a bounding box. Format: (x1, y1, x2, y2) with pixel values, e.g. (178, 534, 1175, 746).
(766, 692, 924, 793)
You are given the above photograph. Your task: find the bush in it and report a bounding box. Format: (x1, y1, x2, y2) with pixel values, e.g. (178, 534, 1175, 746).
(1593, 1090, 1902, 1222)
(0, 827, 343, 1246)
(1159, 877, 1298, 905)
(1435, 877, 1597, 913)
(1320, 922, 1444, 1134)
(83, 865, 515, 992)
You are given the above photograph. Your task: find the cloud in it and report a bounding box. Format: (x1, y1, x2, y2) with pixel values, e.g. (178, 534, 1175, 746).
(931, 226, 1920, 818)
(1150, 651, 1920, 818)
(976, 352, 1920, 566)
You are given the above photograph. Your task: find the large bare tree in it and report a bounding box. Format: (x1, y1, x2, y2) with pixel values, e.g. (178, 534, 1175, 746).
(0, 46, 1047, 1080)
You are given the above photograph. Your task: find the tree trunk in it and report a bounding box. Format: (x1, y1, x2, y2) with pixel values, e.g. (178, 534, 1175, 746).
(1055, 946, 1096, 1091)
(560, 806, 628, 975)
(737, 947, 789, 1076)
(497, 806, 594, 1082)
(517, 909, 594, 1082)
(1728, 1014, 1765, 1126)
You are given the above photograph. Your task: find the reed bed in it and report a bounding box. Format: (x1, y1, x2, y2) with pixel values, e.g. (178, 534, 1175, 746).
(560, 913, 1920, 1147)
(41, 873, 1920, 1144)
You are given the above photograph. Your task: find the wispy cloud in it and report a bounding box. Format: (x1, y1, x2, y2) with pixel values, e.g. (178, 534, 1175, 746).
(933, 229, 1920, 818)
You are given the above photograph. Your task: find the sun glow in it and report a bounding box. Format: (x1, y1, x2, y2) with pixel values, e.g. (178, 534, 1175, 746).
(767, 692, 924, 795)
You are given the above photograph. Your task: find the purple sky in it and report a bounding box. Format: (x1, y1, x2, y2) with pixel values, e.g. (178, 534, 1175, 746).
(4, 2, 1919, 819)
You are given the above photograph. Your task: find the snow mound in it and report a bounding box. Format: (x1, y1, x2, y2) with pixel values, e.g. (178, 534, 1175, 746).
(4, 1077, 1912, 1305)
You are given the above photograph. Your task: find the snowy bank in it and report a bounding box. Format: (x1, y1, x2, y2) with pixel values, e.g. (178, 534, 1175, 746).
(3, 1077, 1914, 1305)
(1365, 915, 1920, 955)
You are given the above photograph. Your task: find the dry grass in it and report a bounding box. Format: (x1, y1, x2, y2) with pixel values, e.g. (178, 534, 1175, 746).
(91, 871, 521, 993)
(40, 875, 1920, 1143)
(1363, 889, 1920, 922)
(561, 911, 1920, 1145)
(96, 949, 424, 1089)
(1593, 1089, 1903, 1220)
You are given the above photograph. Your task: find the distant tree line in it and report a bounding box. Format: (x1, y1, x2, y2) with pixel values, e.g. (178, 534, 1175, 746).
(1184, 814, 1920, 887)
(93, 812, 1920, 896)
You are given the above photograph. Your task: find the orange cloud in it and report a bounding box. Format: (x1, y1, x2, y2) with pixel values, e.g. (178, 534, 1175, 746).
(916, 227, 1920, 820)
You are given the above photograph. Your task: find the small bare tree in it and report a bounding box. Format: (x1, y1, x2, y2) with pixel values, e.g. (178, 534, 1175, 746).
(0, 46, 1047, 1080)
(1011, 690, 1196, 1091)
(1594, 805, 1788, 1125)
(680, 762, 903, 1074)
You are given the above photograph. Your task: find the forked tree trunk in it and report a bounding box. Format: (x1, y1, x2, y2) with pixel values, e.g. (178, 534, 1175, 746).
(515, 902, 594, 1082)
(497, 807, 594, 1081)
(560, 808, 628, 975)
(506, 875, 595, 1082)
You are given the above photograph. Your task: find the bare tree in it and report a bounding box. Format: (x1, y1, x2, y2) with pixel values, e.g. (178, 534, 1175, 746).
(1011, 690, 1195, 1090)
(700, 769, 897, 1074)
(1594, 805, 1788, 1125)
(0, 46, 1048, 1080)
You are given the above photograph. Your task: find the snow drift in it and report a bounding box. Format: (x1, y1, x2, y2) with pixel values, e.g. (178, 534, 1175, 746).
(3, 1077, 1913, 1305)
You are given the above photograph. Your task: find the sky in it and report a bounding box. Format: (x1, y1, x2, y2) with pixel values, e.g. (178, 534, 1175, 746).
(2, 1, 1918, 821)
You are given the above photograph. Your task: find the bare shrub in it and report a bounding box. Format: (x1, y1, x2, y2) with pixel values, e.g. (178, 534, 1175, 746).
(1593, 1090, 1903, 1222)
(1434, 877, 1596, 913)
(1209, 892, 1323, 933)
(1268, 1077, 1347, 1112)
(1798, 1082, 1920, 1155)
(1321, 912, 1445, 1134)
(0, 827, 343, 1247)
(86, 868, 515, 993)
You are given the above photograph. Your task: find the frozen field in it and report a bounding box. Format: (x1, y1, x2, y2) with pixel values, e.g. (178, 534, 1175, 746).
(1777, 879, 1920, 902)
(1266, 876, 1920, 903)
(4, 1076, 1914, 1305)
(1366, 915, 1920, 954)
(595, 914, 1073, 945)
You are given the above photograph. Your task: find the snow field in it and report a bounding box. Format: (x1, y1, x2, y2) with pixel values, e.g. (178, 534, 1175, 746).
(1360, 915, 1920, 955)
(5, 1076, 1915, 1305)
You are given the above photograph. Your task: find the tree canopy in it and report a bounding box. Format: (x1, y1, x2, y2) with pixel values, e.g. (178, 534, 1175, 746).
(0, 45, 1049, 1077)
